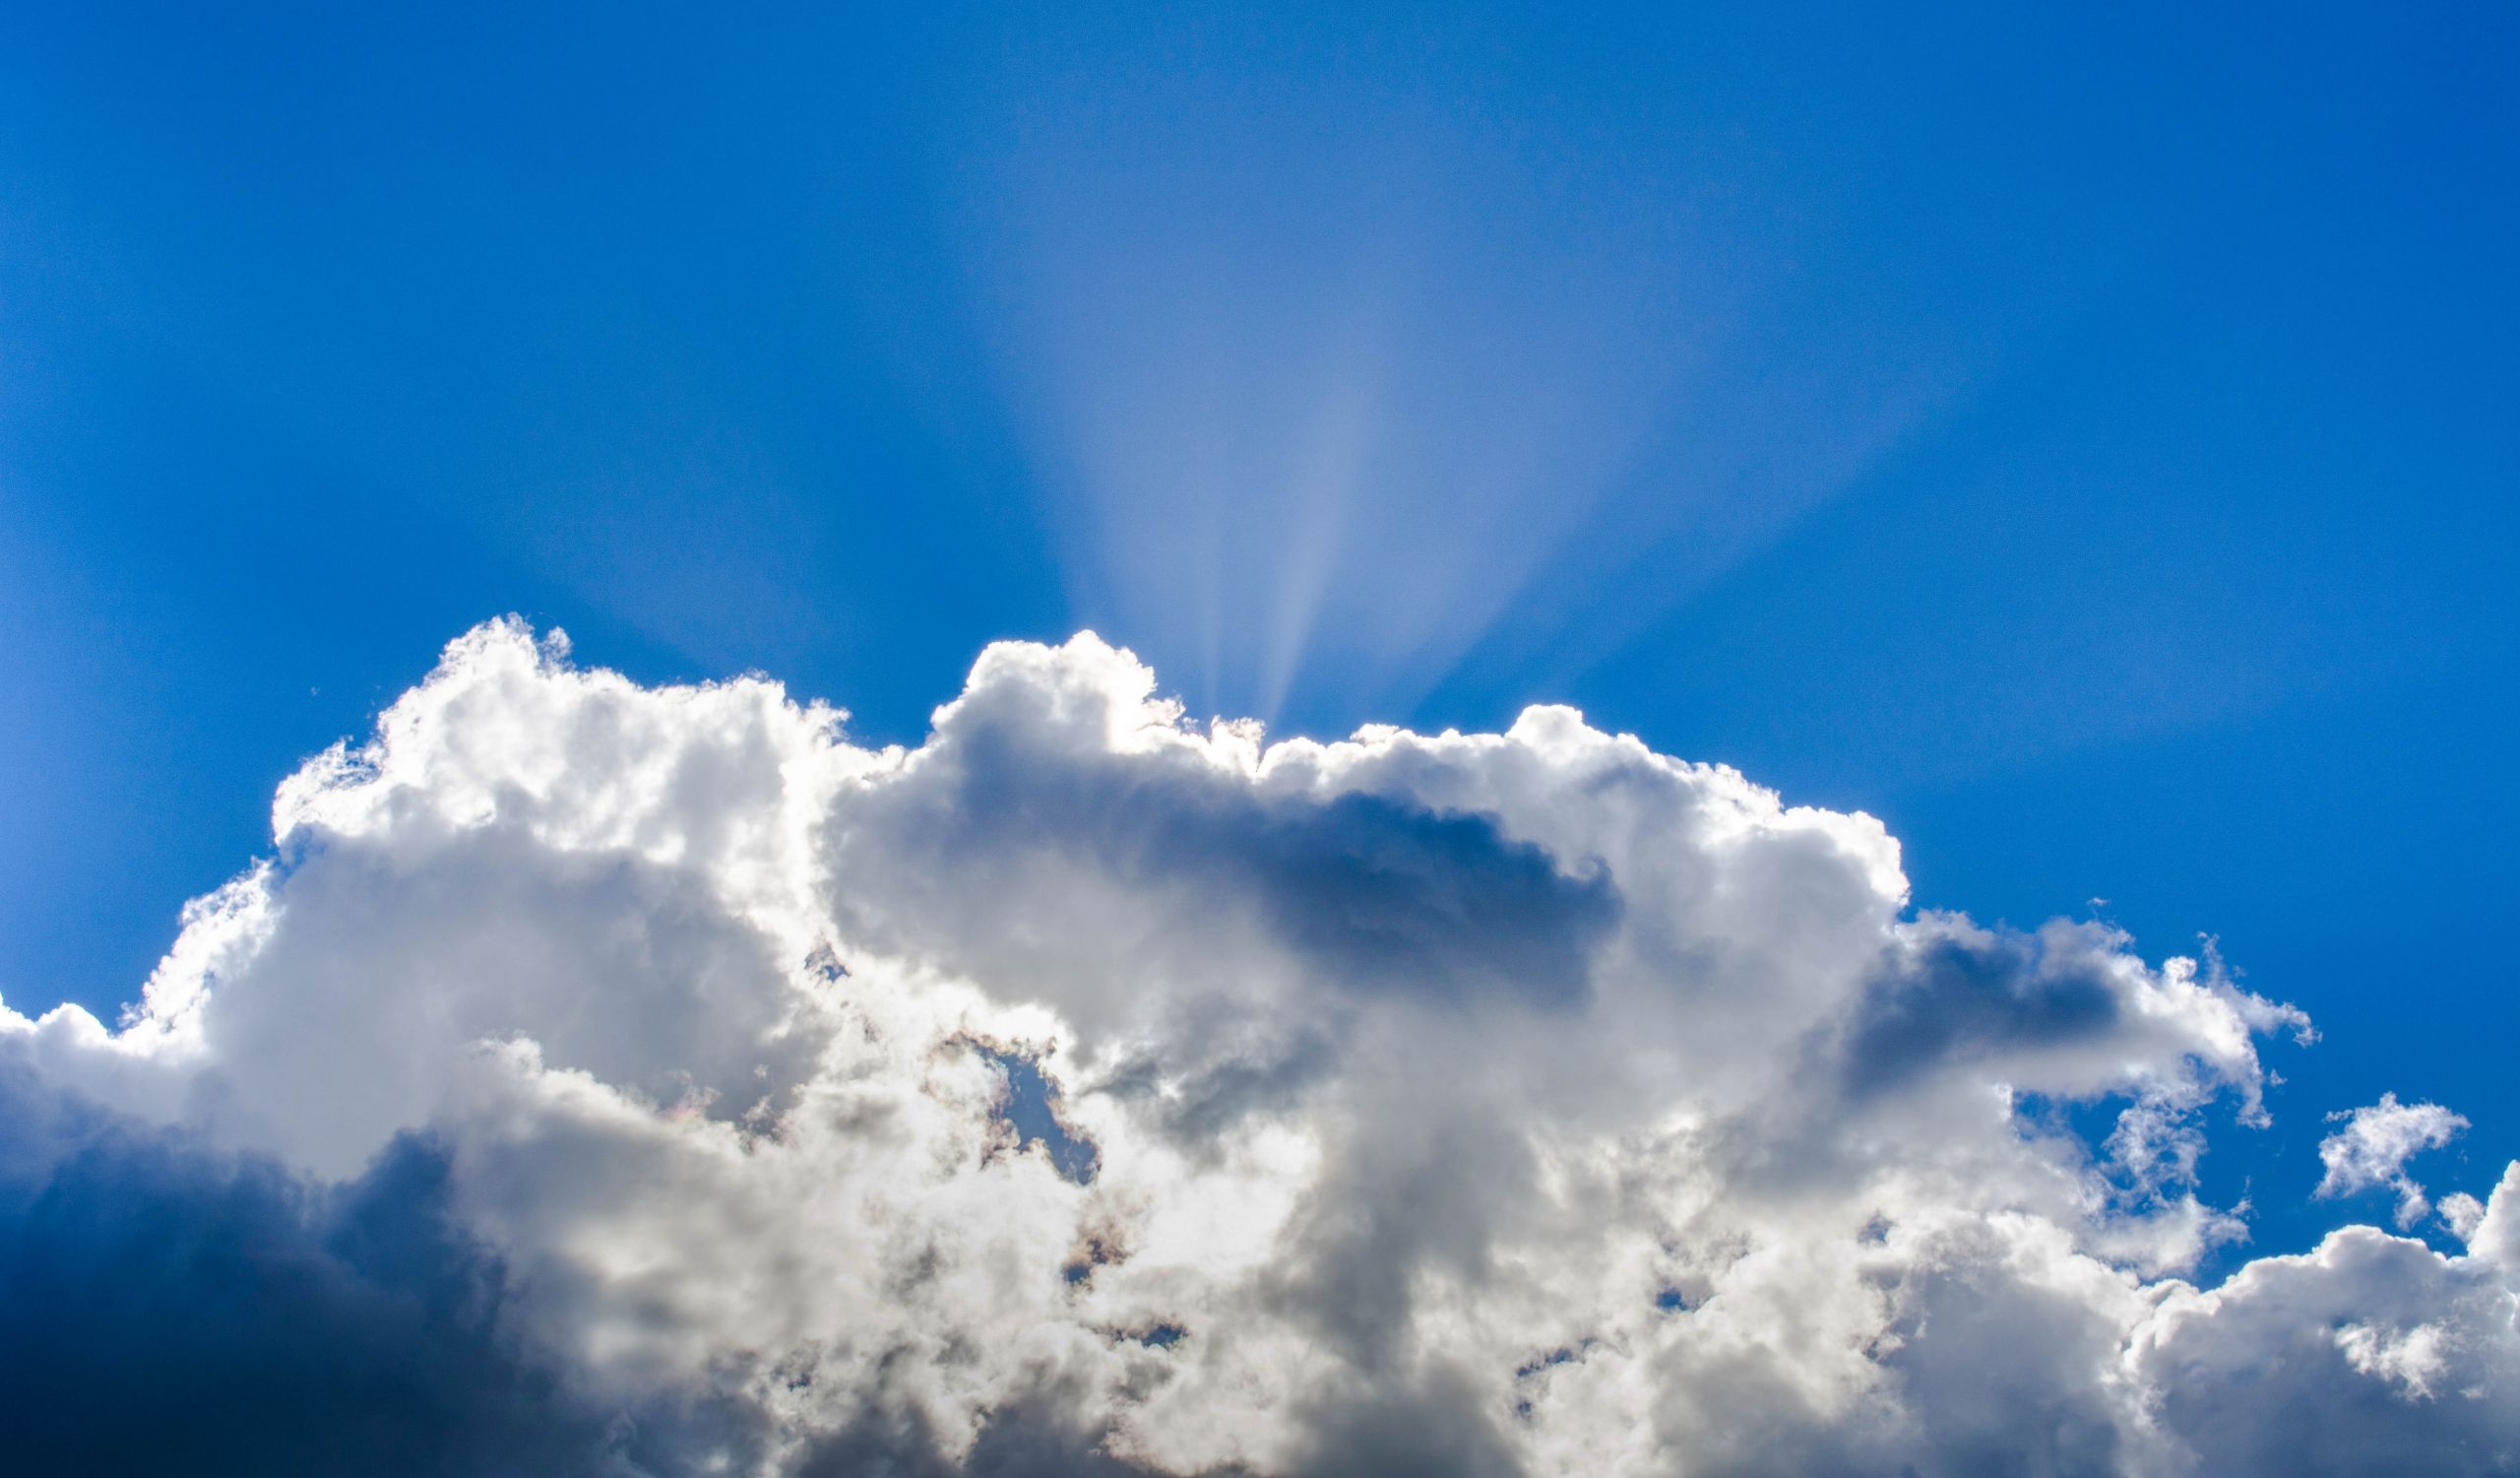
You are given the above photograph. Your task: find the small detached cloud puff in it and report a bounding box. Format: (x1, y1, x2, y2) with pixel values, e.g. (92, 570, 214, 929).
(2, 620, 2513, 1477)
(2317, 1093, 2471, 1230)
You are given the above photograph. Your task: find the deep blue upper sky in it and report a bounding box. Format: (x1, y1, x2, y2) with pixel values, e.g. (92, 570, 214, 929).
(2, 2, 2511, 1257)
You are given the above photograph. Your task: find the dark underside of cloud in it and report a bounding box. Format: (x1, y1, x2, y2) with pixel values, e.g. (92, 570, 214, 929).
(0, 1079, 1542, 1478)
(0, 1066, 598, 1476)
(1839, 924, 2122, 1098)
(834, 721, 1621, 1014)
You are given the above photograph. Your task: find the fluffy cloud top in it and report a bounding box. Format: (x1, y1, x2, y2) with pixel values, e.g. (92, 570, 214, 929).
(3, 620, 2514, 1476)
(2318, 1093, 2472, 1230)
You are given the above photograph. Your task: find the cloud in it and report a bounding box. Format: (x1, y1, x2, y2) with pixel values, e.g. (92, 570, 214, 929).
(0, 1058, 662, 1476)
(2, 619, 2514, 1475)
(2317, 1093, 2471, 1229)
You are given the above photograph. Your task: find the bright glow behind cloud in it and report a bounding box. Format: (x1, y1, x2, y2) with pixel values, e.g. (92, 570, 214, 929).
(3, 620, 2515, 1475)
(964, 30, 1979, 727)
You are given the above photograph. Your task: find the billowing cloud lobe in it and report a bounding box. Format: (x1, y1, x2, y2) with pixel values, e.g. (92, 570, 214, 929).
(4, 621, 2514, 1476)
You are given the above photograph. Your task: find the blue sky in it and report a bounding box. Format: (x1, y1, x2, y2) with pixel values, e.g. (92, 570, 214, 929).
(1, 0, 2512, 1278)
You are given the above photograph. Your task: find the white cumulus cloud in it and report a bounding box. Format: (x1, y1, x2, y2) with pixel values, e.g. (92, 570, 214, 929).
(2317, 1093, 2471, 1229)
(1, 619, 2514, 1477)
